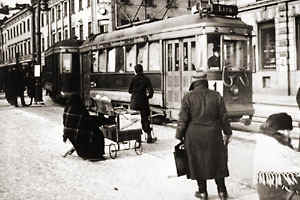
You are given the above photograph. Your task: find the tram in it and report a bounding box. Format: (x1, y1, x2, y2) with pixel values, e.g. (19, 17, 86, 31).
(43, 2, 255, 123)
(43, 39, 84, 103)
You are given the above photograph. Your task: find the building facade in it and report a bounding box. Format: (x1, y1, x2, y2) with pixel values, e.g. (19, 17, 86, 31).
(237, 0, 300, 96)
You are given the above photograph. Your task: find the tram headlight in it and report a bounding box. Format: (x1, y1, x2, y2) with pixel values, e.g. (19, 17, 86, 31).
(230, 85, 239, 97)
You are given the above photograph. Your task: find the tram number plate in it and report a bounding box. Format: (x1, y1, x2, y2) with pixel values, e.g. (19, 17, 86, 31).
(208, 81, 223, 95)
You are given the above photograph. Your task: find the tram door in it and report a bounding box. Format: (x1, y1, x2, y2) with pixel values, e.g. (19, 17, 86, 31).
(165, 39, 196, 110)
(165, 40, 181, 109)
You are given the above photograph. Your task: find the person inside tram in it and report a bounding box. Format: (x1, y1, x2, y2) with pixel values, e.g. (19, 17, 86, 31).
(184, 56, 196, 71)
(62, 94, 106, 161)
(207, 46, 220, 70)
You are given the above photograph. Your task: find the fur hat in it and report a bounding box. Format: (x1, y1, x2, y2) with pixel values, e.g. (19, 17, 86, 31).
(260, 112, 293, 133)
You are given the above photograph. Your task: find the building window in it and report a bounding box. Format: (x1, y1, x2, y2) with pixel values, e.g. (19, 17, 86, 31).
(259, 21, 276, 69)
(71, 0, 75, 14)
(64, 2, 68, 17)
(27, 19, 30, 32)
(79, 25, 83, 40)
(20, 23, 22, 35)
(41, 13, 44, 27)
(98, 20, 108, 34)
(23, 21, 26, 33)
(24, 42, 27, 55)
(71, 27, 76, 39)
(28, 41, 31, 54)
(52, 33, 56, 44)
(88, 0, 91, 7)
(88, 22, 92, 36)
(41, 37, 45, 52)
(145, 0, 154, 6)
(51, 8, 55, 22)
(79, 0, 83, 11)
(58, 31, 62, 42)
(57, 5, 61, 20)
(64, 29, 68, 39)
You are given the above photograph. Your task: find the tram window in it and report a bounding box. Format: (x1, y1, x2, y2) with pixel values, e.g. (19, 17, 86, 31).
(167, 44, 172, 71)
(91, 51, 99, 73)
(98, 49, 106, 72)
(149, 41, 160, 71)
(137, 43, 147, 71)
(107, 48, 116, 72)
(207, 34, 221, 71)
(62, 53, 72, 73)
(175, 43, 179, 71)
(126, 45, 135, 72)
(183, 41, 196, 71)
(115, 47, 125, 73)
(223, 36, 248, 70)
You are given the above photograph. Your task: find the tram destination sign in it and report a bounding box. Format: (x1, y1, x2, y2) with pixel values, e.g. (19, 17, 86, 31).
(211, 4, 238, 16)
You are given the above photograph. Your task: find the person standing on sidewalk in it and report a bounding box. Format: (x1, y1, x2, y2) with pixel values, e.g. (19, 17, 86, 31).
(176, 71, 232, 200)
(129, 64, 157, 143)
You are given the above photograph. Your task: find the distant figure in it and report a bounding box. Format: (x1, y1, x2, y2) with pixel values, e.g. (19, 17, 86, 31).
(208, 47, 220, 70)
(184, 56, 196, 71)
(296, 87, 300, 110)
(129, 64, 157, 143)
(62, 94, 105, 161)
(24, 70, 35, 106)
(15, 67, 26, 106)
(176, 71, 232, 200)
(254, 113, 300, 200)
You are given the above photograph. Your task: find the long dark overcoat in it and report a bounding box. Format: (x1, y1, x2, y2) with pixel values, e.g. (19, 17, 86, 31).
(176, 84, 232, 180)
(128, 74, 153, 113)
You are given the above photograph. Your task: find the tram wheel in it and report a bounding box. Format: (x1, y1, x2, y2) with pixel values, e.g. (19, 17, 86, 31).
(134, 140, 143, 155)
(109, 143, 117, 159)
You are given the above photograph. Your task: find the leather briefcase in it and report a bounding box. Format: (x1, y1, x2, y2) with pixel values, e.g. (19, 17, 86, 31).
(173, 141, 190, 177)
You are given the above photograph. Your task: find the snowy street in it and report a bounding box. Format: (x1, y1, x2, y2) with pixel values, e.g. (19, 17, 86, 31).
(0, 97, 258, 200)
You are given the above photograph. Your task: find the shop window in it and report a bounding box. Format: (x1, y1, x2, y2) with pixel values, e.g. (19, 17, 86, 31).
(149, 41, 160, 71)
(259, 21, 276, 69)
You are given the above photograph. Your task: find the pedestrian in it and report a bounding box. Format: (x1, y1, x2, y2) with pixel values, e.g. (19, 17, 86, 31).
(254, 112, 300, 200)
(128, 64, 157, 143)
(7, 67, 19, 107)
(24, 70, 35, 106)
(62, 94, 106, 161)
(176, 71, 232, 200)
(15, 67, 26, 106)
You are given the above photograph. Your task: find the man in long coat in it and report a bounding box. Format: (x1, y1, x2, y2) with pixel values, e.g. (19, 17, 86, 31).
(176, 71, 232, 200)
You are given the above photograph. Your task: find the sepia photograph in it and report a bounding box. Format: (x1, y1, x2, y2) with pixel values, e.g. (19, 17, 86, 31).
(0, 0, 300, 199)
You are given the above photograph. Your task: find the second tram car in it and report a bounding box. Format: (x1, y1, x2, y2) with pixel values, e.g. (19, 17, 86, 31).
(43, 39, 84, 102)
(43, 2, 255, 123)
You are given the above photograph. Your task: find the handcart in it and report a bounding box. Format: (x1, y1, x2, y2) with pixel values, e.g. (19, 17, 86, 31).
(91, 95, 143, 159)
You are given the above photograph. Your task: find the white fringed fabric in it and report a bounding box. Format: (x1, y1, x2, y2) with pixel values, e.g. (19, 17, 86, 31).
(254, 134, 300, 191)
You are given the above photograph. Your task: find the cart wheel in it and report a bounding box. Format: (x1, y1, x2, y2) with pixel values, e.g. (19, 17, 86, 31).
(134, 141, 143, 155)
(109, 143, 117, 159)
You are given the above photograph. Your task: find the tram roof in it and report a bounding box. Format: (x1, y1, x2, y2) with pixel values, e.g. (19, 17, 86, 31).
(45, 39, 84, 55)
(81, 14, 252, 51)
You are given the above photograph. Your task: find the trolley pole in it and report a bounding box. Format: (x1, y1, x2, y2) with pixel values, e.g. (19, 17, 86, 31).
(34, 0, 43, 104)
(32, 0, 48, 104)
